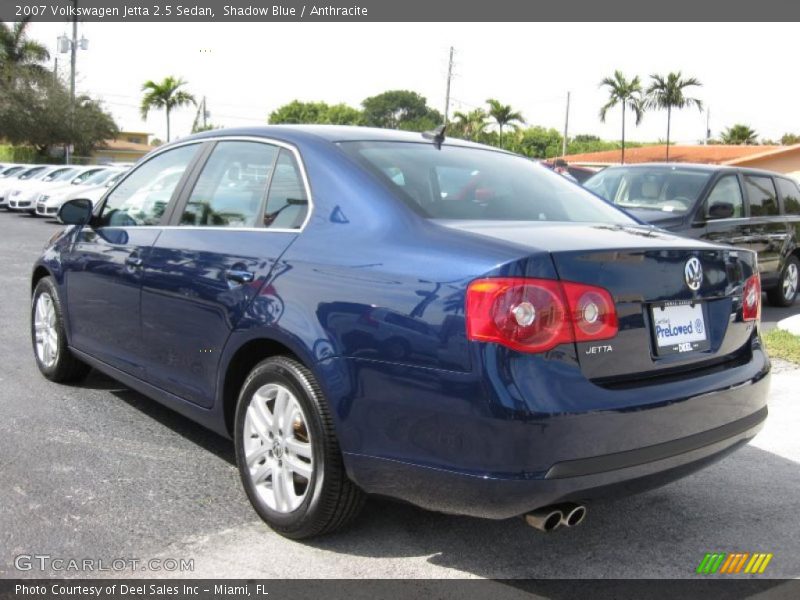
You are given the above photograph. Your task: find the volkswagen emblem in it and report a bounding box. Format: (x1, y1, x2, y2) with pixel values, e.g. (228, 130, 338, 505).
(684, 257, 703, 291)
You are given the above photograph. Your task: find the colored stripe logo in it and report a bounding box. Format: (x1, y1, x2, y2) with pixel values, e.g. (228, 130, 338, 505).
(696, 552, 773, 574)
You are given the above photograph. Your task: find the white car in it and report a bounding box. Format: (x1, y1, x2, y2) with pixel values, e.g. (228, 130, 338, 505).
(6, 166, 88, 212)
(1, 165, 57, 209)
(26, 166, 110, 216)
(36, 168, 127, 219)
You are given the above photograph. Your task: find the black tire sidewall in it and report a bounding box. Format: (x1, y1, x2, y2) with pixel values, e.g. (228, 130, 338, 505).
(234, 358, 329, 535)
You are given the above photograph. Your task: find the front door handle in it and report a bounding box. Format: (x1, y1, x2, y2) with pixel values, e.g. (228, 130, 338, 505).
(125, 254, 144, 268)
(225, 269, 255, 284)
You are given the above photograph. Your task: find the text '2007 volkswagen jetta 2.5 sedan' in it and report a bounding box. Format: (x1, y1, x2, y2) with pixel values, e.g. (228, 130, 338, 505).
(31, 126, 769, 538)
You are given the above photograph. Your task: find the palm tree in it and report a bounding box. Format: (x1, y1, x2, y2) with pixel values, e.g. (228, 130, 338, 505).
(646, 72, 703, 161)
(451, 108, 488, 141)
(599, 71, 644, 164)
(0, 17, 50, 83)
(140, 76, 196, 142)
(721, 124, 759, 145)
(486, 99, 524, 147)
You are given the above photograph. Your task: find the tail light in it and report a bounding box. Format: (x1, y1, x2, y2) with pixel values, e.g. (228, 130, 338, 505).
(466, 277, 618, 353)
(742, 274, 761, 321)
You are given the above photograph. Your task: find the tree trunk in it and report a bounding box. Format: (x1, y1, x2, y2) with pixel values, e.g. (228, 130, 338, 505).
(499, 124, 503, 147)
(166, 107, 171, 143)
(621, 103, 626, 165)
(666, 106, 671, 162)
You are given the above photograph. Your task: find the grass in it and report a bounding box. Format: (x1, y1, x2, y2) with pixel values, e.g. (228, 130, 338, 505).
(763, 328, 800, 365)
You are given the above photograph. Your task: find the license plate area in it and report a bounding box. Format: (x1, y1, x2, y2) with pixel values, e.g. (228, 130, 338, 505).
(650, 301, 710, 356)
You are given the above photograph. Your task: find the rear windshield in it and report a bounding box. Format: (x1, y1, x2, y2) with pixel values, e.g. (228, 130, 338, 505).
(585, 167, 712, 214)
(339, 141, 634, 224)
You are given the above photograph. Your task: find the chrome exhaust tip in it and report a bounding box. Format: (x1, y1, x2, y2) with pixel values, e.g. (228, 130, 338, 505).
(555, 503, 587, 527)
(524, 508, 564, 532)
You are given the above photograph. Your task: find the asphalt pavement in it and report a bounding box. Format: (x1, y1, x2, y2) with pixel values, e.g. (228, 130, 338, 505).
(1, 211, 798, 580)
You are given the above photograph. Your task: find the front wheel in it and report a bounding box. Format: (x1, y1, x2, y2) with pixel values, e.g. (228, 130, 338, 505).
(767, 256, 799, 307)
(234, 356, 365, 539)
(31, 276, 90, 382)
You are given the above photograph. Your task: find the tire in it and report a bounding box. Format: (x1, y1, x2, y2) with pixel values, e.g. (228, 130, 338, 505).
(234, 356, 365, 539)
(767, 256, 799, 307)
(31, 276, 90, 383)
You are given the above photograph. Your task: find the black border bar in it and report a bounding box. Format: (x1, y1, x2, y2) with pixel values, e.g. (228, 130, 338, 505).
(5, 0, 800, 22)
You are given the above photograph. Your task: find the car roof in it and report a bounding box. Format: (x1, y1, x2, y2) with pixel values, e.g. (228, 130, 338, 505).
(180, 125, 506, 152)
(597, 162, 786, 178)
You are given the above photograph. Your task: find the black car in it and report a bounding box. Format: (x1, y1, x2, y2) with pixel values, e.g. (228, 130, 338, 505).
(585, 164, 800, 306)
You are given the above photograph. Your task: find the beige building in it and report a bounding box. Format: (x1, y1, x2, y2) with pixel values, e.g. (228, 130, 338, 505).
(91, 131, 154, 164)
(566, 144, 800, 180)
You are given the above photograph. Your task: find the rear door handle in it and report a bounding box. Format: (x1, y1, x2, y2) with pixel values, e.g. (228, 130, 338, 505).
(125, 254, 144, 268)
(225, 269, 255, 284)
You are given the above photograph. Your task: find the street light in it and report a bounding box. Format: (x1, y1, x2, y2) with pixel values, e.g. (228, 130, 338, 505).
(57, 25, 88, 165)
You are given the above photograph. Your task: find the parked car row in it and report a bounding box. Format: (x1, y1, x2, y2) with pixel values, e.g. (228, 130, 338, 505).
(583, 164, 800, 307)
(0, 162, 129, 221)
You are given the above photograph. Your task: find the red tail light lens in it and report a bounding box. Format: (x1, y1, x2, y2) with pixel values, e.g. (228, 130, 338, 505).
(742, 274, 761, 321)
(466, 278, 618, 353)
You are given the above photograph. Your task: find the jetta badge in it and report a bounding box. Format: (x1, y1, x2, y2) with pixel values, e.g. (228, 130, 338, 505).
(684, 257, 703, 291)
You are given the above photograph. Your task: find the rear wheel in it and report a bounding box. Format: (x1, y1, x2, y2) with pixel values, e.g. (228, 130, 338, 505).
(234, 356, 365, 539)
(767, 256, 799, 307)
(31, 277, 90, 382)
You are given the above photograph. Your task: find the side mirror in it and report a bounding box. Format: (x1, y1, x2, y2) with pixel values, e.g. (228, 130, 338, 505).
(708, 202, 735, 220)
(58, 198, 93, 225)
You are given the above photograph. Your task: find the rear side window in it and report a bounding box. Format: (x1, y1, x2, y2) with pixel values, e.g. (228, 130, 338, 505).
(98, 144, 199, 227)
(263, 149, 309, 229)
(744, 175, 779, 216)
(777, 178, 800, 215)
(180, 141, 278, 228)
(341, 141, 633, 224)
(705, 175, 744, 218)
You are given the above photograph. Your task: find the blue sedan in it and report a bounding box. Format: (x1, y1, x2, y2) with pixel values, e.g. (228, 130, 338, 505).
(31, 126, 770, 538)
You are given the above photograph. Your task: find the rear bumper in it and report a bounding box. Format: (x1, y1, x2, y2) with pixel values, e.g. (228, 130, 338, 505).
(338, 341, 770, 519)
(346, 406, 765, 519)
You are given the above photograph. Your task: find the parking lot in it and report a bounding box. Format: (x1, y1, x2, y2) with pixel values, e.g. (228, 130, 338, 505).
(1, 211, 799, 579)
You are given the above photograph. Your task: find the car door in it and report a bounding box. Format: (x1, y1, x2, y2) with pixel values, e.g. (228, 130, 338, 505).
(776, 176, 800, 263)
(64, 143, 202, 376)
(742, 173, 785, 285)
(139, 140, 309, 408)
(699, 173, 752, 247)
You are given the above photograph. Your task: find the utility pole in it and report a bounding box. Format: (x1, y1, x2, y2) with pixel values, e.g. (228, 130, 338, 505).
(202, 97, 208, 129)
(705, 106, 711, 145)
(562, 91, 571, 157)
(66, 0, 78, 165)
(444, 46, 454, 123)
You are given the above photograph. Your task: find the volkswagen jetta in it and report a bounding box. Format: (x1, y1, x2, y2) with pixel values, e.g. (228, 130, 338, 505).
(31, 126, 770, 538)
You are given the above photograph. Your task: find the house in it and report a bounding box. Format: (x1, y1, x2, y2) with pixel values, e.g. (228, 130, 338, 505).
(566, 144, 800, 180)
(91, 131, 155, 164)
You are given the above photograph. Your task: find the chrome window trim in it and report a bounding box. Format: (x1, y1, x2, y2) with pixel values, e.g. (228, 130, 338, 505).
(95, 135, 314, 233)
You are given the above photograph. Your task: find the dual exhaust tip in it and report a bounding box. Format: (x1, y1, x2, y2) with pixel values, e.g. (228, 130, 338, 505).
(524, 503, 587, 532)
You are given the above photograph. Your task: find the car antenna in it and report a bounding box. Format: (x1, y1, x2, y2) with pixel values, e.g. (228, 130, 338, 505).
(422, 124, 446, 149)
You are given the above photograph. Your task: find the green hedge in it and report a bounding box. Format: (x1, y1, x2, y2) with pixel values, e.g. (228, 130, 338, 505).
(0, 145, 43, 164)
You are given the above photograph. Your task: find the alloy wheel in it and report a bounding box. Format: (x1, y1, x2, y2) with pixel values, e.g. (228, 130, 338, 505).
(34, 292, 59, 368)
(784, 262, 798, 302)
(243, 383, 314, 513)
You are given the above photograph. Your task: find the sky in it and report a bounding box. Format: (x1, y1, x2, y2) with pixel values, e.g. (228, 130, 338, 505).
(26, 21, 800, 146)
